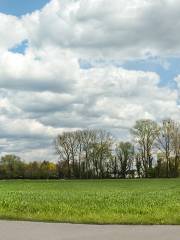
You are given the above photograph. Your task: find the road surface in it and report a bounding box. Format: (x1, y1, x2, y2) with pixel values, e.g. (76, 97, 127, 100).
(0, 220, 179, 240)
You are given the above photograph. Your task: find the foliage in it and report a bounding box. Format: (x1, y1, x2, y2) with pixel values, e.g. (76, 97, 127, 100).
(0, 156, 57, 179)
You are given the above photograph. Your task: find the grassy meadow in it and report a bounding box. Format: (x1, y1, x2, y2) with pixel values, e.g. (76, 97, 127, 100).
(0, 179, 179, 224)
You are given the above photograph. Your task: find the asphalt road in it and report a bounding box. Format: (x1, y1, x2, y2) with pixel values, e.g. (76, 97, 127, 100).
(0, 221, 179, 240)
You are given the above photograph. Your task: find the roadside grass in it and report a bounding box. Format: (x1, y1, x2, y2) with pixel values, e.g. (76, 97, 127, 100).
(0, 179, 179, 224)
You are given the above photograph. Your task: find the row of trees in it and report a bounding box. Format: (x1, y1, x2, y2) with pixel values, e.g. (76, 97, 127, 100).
(0, 119, 179, 179)
(0, 155, 57, 179)
(55, 119, 180, 179)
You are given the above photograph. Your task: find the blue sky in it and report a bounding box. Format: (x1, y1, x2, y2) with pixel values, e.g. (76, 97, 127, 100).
(10, 40, 28, 54)
(0, 0, 49, 16)
(122, 58, 180, 89)
(79, 57, 179, 89)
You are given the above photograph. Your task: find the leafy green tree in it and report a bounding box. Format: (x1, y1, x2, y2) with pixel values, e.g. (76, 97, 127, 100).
(0, 155, 25, 179)
(115, 142, 134, 178)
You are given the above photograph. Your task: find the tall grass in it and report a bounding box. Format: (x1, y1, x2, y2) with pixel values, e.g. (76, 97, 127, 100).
(0, 179, 179, 224)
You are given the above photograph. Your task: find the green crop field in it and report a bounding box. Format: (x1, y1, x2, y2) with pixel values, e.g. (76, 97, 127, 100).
(0, 179, 179, 224)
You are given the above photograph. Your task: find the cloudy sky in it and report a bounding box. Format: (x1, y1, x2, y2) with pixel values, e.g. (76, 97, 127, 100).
(0, 0, 179, 161)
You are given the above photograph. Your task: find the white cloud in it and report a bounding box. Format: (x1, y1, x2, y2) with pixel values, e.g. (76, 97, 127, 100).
(0, 46, 79, 92)
(0, 114, 78, 140)
(175, 75, 180, 91)
(22, 0, 180, 59)
(0, 13, 27, 52)
(3, 66, 178, 132)
(0, 0, 179, 161)
(78, 67, 179, 126)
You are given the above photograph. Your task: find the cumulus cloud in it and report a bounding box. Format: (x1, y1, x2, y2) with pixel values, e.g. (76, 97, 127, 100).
(22, 0, 180, 59)
(3, 67, 178, 131)
(0, 46, 79, 92)
(78, 67, 179, 128)
(0, 13, 27, 52)
(0, 0, 179, 161)
(10, 91, 76, 114)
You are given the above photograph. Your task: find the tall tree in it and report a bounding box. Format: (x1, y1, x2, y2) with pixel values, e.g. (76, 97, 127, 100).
(131, 119, 159, 177)
(81, 129, 96, 178)
(0, 155, 25, 179)
(156, 119, 174, 178)
(90, 130, 112, 178)
(115, 142, 134, 178)
(55, 132, 72, 178)
(170, 121, 180, 177)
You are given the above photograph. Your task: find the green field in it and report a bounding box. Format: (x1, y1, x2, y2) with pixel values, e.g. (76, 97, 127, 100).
(0, 179, 179, 224)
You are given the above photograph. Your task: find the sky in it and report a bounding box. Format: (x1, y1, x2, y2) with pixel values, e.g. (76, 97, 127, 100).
(0, 0, 179, 161)
(0, 0, 50, 16)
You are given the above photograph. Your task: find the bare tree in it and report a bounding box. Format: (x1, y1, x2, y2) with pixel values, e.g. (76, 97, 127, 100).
(131, 119, 159, 177)
(67, 132, 79, 177)
(156, 119, 174, 177)
(169, 120, 180, 177)
(76, 130, 84, 178)
(81, 129, 95, 178)
(54, 121, 179, 179)
(55, 132, 72, 178)
(93, 130, 112, 178)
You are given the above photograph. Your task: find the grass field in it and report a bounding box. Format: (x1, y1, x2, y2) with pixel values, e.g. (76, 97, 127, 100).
(0, 179, 179, 224)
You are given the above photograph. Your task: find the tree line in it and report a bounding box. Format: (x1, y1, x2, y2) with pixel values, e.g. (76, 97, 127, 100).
(0, 119, 179, 179)
(55, 119, 180, 179)
(0, 155, 57, 179)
